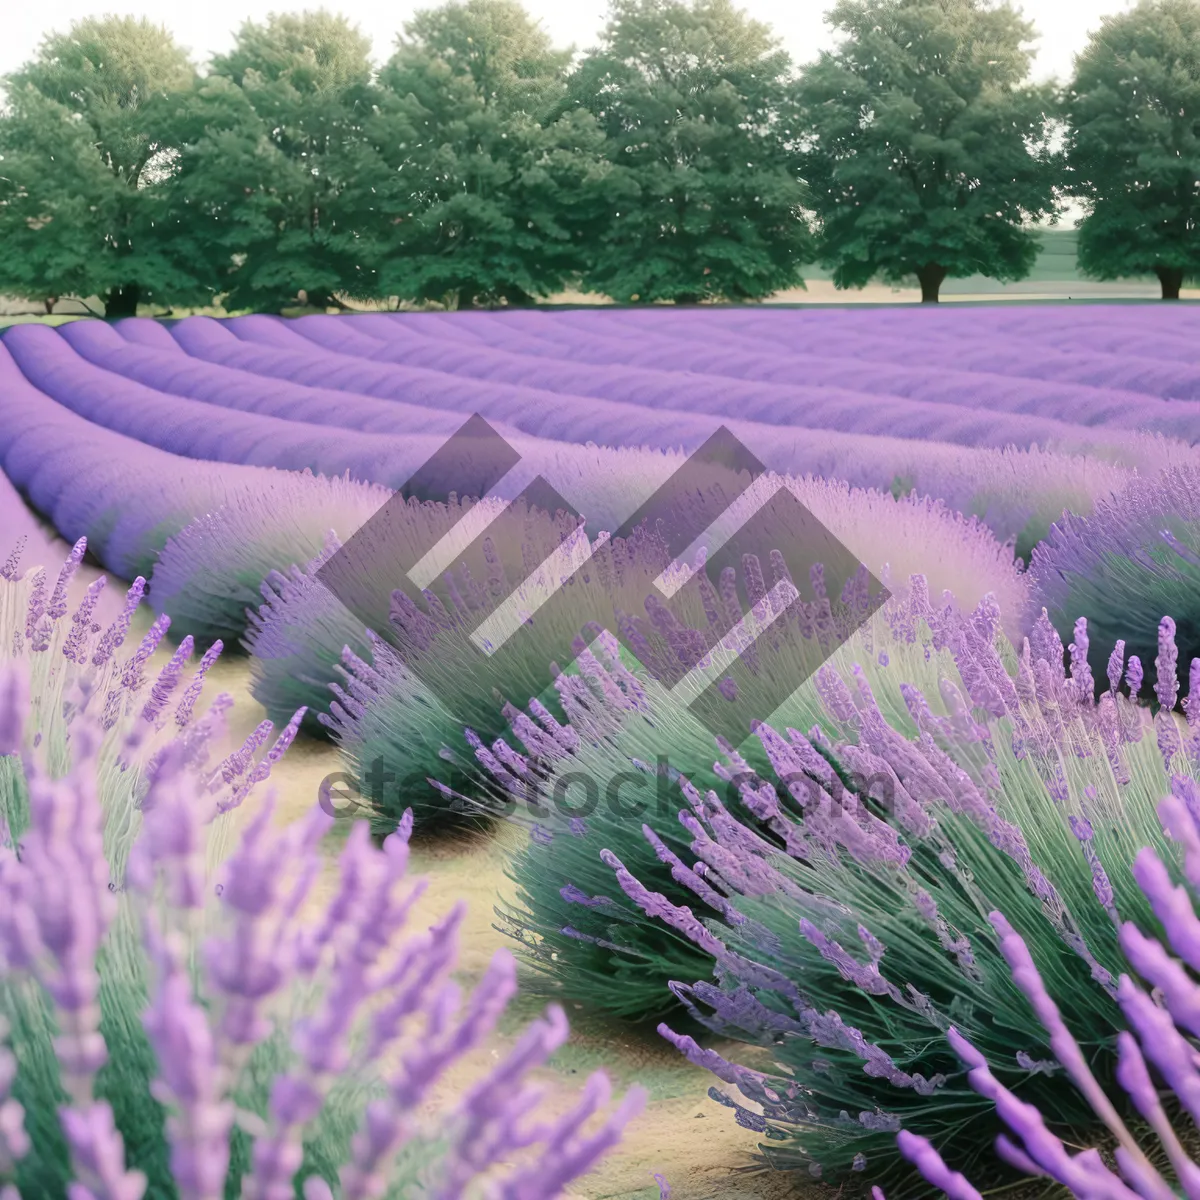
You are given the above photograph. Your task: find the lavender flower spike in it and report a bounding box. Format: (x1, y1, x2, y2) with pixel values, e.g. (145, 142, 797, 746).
(58, 1104, 147, 1200)
(988, 911, 1155, 1177)
(47, 537, 87, 621)
(1113, 1030, 1200, 1196)
(1107, 639, 1126, 696)
(896, 1131, 984, 1200)
(1156, 616, 1180, 710)
(140, 927, 234, 1200)
(92, 577, 146, 669)
(141, 637, 195, 727)
(599, 849, 727, 957)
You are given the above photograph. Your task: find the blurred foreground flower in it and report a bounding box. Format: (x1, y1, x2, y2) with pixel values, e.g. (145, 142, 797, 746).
(0, 539, 643, 1199)
(874, 784, 1200, 1199)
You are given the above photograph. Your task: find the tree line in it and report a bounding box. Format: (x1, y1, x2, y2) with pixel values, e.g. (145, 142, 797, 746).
(0, 0, 1198, 314)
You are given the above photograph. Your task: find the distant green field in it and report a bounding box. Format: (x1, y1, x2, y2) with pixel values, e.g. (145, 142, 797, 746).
(802, 227, 1163, 295)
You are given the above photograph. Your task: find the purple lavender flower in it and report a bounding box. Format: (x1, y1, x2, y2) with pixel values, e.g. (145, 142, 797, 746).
(62, 577, 108, 665)
(47, 537, 87, 621)
(92, 578, 147, 669)
(1155, 616, 1180, 710)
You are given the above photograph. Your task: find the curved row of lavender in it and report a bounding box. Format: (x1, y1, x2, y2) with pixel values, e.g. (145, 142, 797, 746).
(3, 310, 1199, 531)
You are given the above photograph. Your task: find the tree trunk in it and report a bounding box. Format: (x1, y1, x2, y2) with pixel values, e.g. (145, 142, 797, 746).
(916, 264, 946, 304)
(43, 297, 58, 315)
(104, 284, 141, 319)
(1157, 266, 1185, 300)
(303, 288, 346, 311)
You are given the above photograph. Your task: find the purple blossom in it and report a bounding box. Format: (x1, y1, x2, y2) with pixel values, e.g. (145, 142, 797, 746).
(600, 849, 726, 957)
(1107, 640, 1126, 696)
(92, 578, 147, 669)
(47, 537, 87, 621)
(1156, 617, 1181, 710)
(140, 636, 195, 727)
(62, 577, 108, 665)
(1126, 655, 1143, 699)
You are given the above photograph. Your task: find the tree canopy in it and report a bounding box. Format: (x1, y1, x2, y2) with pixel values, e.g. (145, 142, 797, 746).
(795, 0, 1058, 302)
(569, 0, 812, 303)
(1066, 0, 1200, 300)
(0, 17, 199, 315)
(353, 0, 606, 308)
(165, 11, 377, 312)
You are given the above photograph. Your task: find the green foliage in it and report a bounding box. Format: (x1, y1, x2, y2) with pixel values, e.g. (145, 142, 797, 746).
(165, 10, 379, 311)
(796, 0, 1059, 302)
(0, 17, 201, 316)
(1066, 0, 1200, 299)
(569, 0, 812, 303)
(348, 0, 605, 308)
(487, 600, 938, 1021)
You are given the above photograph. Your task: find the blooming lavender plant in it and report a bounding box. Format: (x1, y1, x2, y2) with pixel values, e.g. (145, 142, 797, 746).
(873, 780, 1200, 1200)
(1031, 465, 1200, 702)
(0, 543, 643, 1199)
(477, 574, 1200, 1187)
(324, 469, 1029, 836)
(244, 495, 514, 738)
(321, 502, 699, 833)
(148, 471, 393, 647)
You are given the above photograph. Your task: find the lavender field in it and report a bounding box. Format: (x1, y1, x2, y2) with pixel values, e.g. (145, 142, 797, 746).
(3, 304, 1200, 1200)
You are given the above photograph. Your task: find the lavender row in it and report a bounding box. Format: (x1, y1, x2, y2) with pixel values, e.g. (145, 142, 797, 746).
(102, 313, 1172, 452)
(521, 305, 1200, 400)
(3, 324, 1157, 566)
(344, 308, 1200, 437)
(251, 312, 1200, 445)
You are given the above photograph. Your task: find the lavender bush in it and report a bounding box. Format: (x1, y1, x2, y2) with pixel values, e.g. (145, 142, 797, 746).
(0, 539, 643, 1199)
(147, 472, 391, 647)
(245, 496, 511, 738)
(469, 566, 957, 1020)
(876, 780, 1200, 1199)
(322, 505, 680, 834)
(463, 480, 1025, 1020)
(1031, 465, 1200, 702)
(479, 573, 1200, 1186)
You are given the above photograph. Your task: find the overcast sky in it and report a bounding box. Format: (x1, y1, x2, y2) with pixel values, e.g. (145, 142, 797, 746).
(3, 0, 1141, 82)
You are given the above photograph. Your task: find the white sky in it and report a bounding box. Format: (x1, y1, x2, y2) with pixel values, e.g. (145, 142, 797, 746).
(2, 0, 1141, 82)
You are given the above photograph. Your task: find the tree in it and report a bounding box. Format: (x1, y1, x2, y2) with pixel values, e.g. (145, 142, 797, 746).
(355, 0, 606, 308)
(568, 0, 811, 304)
(795, 0, 1058, 303)
(0, 17, 199, 316)
(1065, 0, 1200, 300)
(167, 10, 378, 312)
